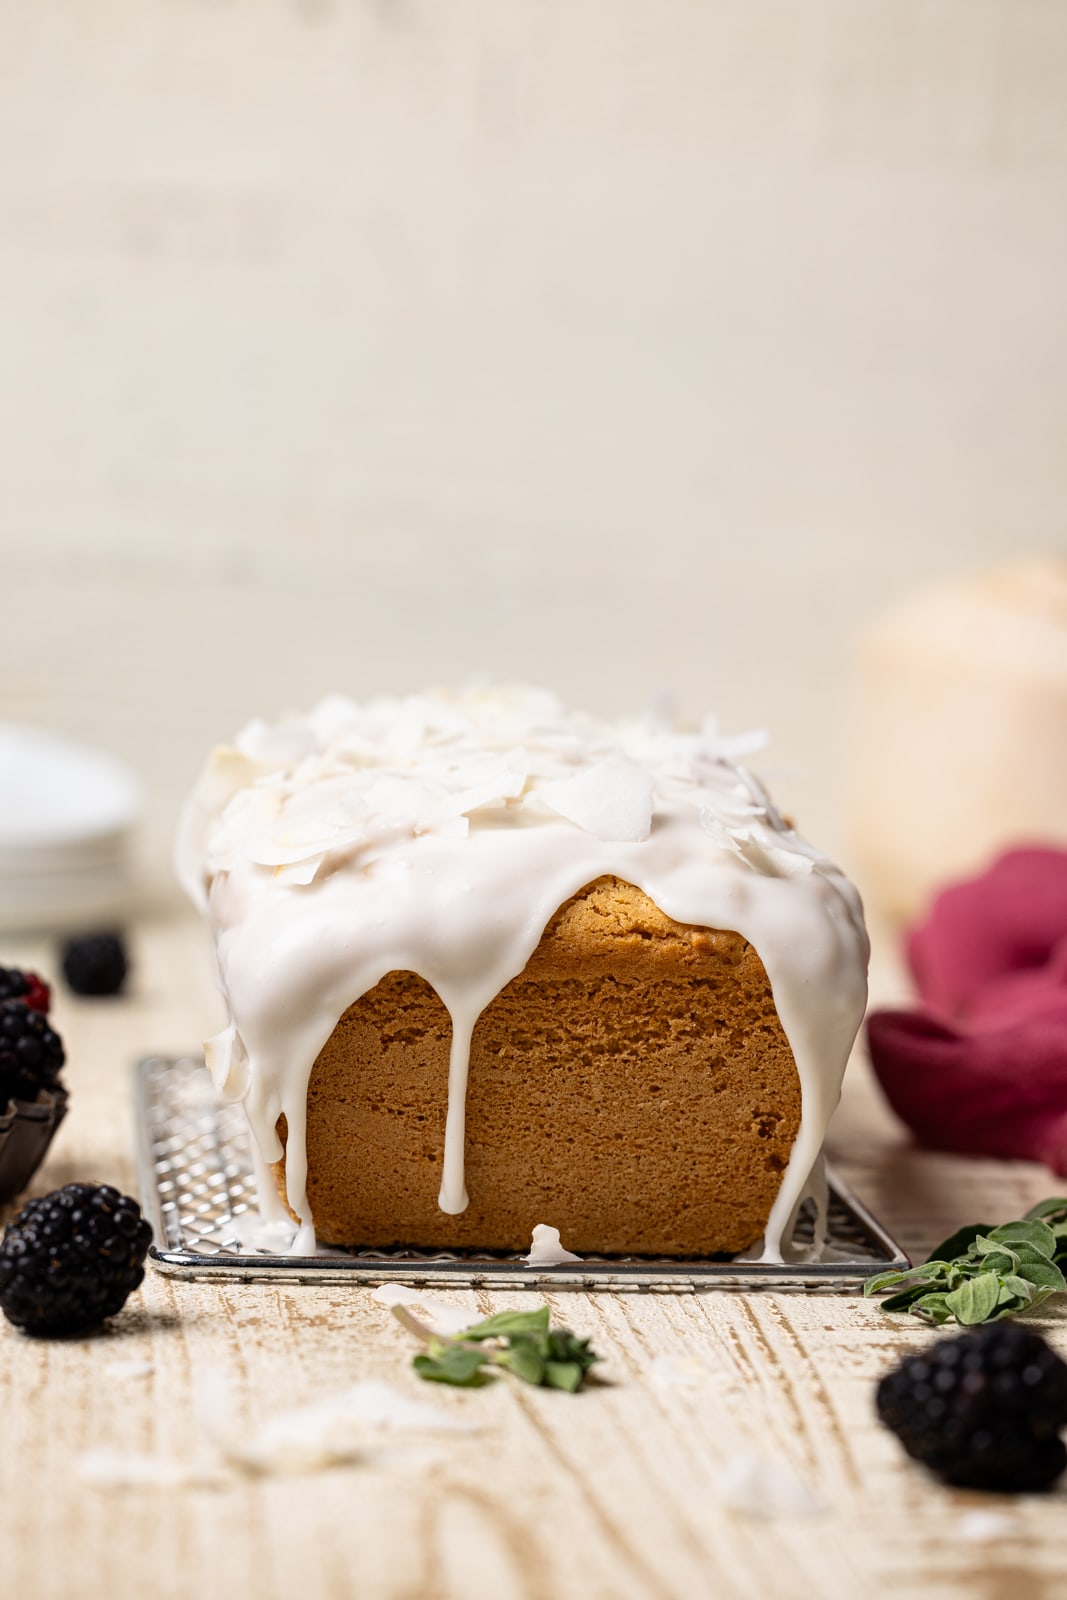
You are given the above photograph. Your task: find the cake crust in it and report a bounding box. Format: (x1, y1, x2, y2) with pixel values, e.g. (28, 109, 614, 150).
(275, 876, 801, 1256)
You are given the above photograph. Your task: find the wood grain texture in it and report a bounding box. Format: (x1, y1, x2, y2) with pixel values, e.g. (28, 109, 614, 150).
(1, 913, 1066, 1599)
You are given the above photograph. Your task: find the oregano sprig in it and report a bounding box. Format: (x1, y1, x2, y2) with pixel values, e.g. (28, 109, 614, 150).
(393, 1303, 600, 1393)
(864, 1197, 1067, 1326)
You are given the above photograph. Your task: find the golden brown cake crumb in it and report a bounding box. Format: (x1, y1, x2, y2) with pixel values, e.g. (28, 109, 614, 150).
(275, 876, 801, 1256)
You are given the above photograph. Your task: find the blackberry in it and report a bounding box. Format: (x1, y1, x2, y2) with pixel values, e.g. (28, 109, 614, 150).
(877, 1322, 1067, 1492)
(0, 1000, 65, 1108)
(0, 1183, 152, 1337)
(60, 932, 128, 997)
(0, 966, 50, 1014)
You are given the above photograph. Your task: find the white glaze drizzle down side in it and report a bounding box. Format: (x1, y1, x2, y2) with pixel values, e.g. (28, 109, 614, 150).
(176, 686, 869, 1262)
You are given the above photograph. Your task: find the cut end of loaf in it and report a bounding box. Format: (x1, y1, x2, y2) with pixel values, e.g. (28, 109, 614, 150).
(273, 877, 802, 1257)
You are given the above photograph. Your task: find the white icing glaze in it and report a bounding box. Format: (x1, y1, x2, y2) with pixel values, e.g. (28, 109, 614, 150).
(177, 686, 868, 1262)
(525, 1224, 582, 1266)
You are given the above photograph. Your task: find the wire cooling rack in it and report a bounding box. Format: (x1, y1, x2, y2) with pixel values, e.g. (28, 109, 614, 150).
(135, 1055, 909, 1291)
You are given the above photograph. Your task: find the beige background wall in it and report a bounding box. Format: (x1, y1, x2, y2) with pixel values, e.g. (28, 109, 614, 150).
(2, 0, 1066, 893)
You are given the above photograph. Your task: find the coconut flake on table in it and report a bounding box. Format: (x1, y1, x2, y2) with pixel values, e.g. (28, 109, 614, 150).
(101, 1358, 155, 1381)
(77, 1448, 226, 1491)
(78, 1376, 474, 1489)
(956, 1510, 1023, 1544)
(720, 1453, 825, 1518)
(648, 1354, 718, 1390)
(197, 1374, 473, 1475)
(368, 1283, 478, 1335)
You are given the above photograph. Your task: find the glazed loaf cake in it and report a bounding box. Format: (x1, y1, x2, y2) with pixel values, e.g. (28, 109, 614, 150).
(177, 688, 868, 1260)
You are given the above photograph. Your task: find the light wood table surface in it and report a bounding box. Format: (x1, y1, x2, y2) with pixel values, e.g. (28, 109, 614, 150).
(2, 910, 1065, 1600)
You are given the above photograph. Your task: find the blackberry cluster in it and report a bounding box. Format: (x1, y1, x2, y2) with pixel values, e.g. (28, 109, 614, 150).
(0, 1001, 66, 1108)
(0, 1183, 152, 1337)
(0, 966, 50, 1014)
(61, 932, 128, 997)
(877, 1322, 1067, 1492)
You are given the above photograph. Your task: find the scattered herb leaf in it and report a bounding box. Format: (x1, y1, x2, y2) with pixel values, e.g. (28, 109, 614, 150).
(495, 1342, 546, 1386)
(463, 1307, 551, 1342)
(988, 1219, 1057, 1256)
(943, 1272, 1000, 1326)
(413, 1344, 491, 1386)
(865, 1199, 1067, 1326)
(394, 1303, 601, 1393)
(924, 1222, 989, 1263)
(1023, 1196, 1067, 1230)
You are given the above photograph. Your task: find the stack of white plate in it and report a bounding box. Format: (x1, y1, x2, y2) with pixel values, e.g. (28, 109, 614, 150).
(0, 725, 143, 933)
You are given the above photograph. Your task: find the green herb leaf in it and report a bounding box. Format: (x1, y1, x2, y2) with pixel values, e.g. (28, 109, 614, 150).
(396, 1302, 600, 1393)
(987, 1219, 1058, 1258)
(943, 1273, 1002, 1326)
(925, 1224, 990, 1264)
(974, 1249, 1020, 1277)
(544, 1361, 584, 1393)
(972, 1236, 1021, 1271)
(996, 1274, 1037, 1305)
(1011, 1242, 1060, 1264)
(863, 1262, 948, 1298)
(866, 1195, 1067, 1327)
(1025, 1288, 1059, 1316)
(911, 1292, 954, 1324)
(1022, 1201, 1067, 1266)
(863, 1269, 912, 1297)
(413, 1346, 492, 1386)
(464, 1307, 552, 1342)
(545, 1328, 600, 1375)
(879, 1287, 931, 1314)
(494, 1341, 546, 1387)
(1012, 1256, 1067, 1292)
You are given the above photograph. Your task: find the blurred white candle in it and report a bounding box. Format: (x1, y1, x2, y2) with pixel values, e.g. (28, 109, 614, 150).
(845, 557, 1067, 925)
